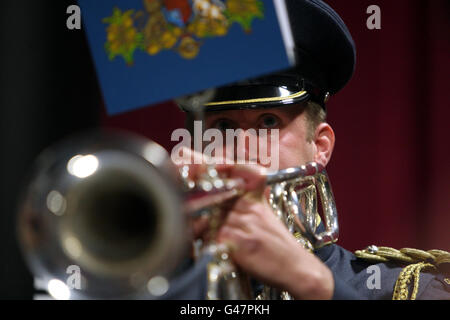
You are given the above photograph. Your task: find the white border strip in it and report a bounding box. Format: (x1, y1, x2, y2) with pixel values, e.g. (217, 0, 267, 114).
(273, 0, 296, 65)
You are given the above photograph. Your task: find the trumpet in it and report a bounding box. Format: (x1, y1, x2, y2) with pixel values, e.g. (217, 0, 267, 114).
(17, 130, 338, 300)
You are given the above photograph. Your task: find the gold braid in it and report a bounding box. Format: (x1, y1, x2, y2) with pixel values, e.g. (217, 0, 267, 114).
(355, 246, 450, 300)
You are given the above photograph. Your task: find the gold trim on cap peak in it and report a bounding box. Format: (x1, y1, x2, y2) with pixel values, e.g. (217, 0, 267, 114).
(204, 90, 308, 107)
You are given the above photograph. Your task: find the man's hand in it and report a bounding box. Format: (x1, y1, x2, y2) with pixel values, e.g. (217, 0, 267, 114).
(216, 190, 334, 300)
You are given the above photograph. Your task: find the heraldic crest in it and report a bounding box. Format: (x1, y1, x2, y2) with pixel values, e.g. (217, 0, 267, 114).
(102, 0, 265, 64)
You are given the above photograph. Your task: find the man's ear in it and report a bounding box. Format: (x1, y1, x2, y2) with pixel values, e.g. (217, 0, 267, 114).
(312, 123, 335, 167)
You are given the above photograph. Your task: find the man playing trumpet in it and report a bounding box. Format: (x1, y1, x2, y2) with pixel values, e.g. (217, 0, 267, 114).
(176, 0, 450, 300)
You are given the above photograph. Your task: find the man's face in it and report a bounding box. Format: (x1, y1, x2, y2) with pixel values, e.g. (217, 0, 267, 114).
(203, 104, 316, 170)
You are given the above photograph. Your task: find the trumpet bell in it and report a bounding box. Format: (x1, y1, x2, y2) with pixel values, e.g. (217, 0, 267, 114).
(17, 130, 189, 299)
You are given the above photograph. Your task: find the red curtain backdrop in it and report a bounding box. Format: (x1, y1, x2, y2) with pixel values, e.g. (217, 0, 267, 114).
(102, 0, 450, 252)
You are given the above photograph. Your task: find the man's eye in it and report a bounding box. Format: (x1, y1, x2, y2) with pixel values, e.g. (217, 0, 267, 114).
(259, 114, 280, 129)
(213, 119, 235, 131)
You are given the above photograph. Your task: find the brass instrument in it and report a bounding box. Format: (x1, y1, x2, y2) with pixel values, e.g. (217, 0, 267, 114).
(17, 130, 338, 300)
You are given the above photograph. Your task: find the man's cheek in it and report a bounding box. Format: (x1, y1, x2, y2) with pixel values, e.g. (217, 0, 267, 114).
(277, 147, 301, 170)
(278, 133, 313, 168)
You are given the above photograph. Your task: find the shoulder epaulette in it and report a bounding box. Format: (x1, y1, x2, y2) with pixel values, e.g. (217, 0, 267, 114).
(355, 245, 450, 300)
